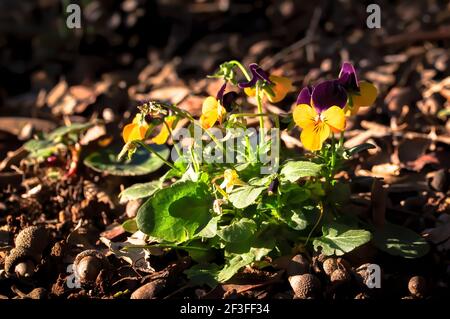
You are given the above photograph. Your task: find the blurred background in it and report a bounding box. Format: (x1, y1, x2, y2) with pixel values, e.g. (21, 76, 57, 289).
(1, 0, 449, 162)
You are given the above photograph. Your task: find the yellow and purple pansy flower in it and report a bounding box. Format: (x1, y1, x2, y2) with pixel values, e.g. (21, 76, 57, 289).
(338, 62, 378, 116)
(122, 113, 150, 143)
(238, 63, 293, 103)
(293, 81, 347, 151)
(200, 82, 237, 129)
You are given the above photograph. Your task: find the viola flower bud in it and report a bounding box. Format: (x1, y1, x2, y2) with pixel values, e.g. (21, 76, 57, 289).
(268, 177, 279, 196)
(220, 169, 246, 193)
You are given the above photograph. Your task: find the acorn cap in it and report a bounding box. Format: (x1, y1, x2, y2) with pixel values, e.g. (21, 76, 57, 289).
(4, 247, 37, 275)
(287, 254, 310, 276)
(15, 226, 49, 253)
(289, 274, 321, 299)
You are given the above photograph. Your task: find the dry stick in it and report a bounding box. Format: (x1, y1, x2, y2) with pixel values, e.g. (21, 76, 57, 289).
(381, 25, 450, 46)
(261, 7, 322, 69)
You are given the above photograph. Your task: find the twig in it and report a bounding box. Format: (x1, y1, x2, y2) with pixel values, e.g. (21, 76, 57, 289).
(381, 25, 450, 46)
(262, 7, 322, 69)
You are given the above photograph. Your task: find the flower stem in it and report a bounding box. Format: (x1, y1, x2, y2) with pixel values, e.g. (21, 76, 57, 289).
(228, 60, 251, 81)
(256, 83, 265, 146)
(134, 140, 179, 171)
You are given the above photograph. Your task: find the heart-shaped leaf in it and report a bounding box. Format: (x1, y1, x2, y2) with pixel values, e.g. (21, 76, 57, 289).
(119, 180, 162, 202)
(313, 222, 372, 256)
(217, 218, 257, 243)
(136, 180, 212, 243)
(372, 222, 429, 258)
(84, 144, 169, 176)
(280, 161, 322, 183)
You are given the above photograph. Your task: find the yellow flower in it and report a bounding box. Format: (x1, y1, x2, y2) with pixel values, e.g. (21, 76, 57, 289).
(220, 169, 246, 193)
(122, 114, 149, 143)
(344, 81, 378, 116)
(244, 75, 293, 103)
(293, 104, 346, 151)
(199, 96, 226, 129)
(152, 115, 176, 145)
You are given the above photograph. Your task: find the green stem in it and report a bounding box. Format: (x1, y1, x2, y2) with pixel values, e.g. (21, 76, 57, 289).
(256, 83, 265, 146)
(163, 103, 226, 154)
(124, 244, 209, 252)
(228, 60, 251, 81)
(305, 201, 324, 246)
(164, 120, 182, 158)
(134, 140, 179, 171)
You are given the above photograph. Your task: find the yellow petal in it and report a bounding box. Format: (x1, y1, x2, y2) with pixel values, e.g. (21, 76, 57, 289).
(200, 97, 220, 129)
(352, 81, 377, 108)
(321, 106, 346, 133)
(217, 101, 227, 125)
(122, 114, 149, 143)
(123, 122, 148, 143)
(221, 169, 245, 193)
(152, 116, 176, 145)
(266, 75, 293, 103)
(300, 122, 330, 151)
(293, 104, 317, 129)
(122, 122, 135, 143)
(244, 87, 256, 97)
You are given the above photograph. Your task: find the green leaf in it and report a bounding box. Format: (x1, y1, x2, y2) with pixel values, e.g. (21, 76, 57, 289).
(228, 185, 266, 209)
(280, 161, 322, 183)
(184, 264, 220, 288)
(24, 139, 56, 159)
(279, 208, 308, 230)
(217, 253, 255, 282)
(119, 180, 162, 202)
(343, 143, 376, 159)
(313, 222, 372, 256)
(84, 144, 169, 176)
(48, 122, 94, 140)
(372, 222, 429, 258)
(136, 180, 212, 243)
(196, 216, 219, 238)
(122, 219, 138, 233)
(218, 218, 257, 243)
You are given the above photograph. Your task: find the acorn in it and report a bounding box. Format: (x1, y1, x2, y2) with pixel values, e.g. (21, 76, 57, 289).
(4, 226, 49, 277)
(130, 279, 166, 299)
(73, 250, 109, 286)
(330, 269, 351, 284)
(322, 258, 339, 276)
(289, 274, 321, 299)
(408, 276, 426, 298)
(287, 254, 310, 276)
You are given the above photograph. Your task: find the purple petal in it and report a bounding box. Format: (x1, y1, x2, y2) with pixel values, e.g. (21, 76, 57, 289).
(296, 86, 313, 105)
(311, 80, 347, 112)
(216, 81, 227, 101)
(338, 62, 359, 91)
(237, 63, 272, 88)
(250, 63, 272, 83)
(221, 92, 238, 111)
